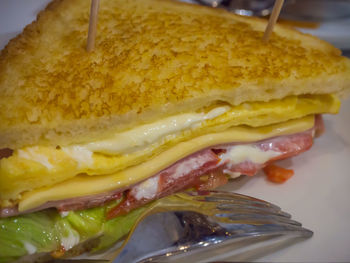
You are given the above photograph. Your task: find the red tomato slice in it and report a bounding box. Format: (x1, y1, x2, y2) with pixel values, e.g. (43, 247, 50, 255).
(263, 164, 294, 183)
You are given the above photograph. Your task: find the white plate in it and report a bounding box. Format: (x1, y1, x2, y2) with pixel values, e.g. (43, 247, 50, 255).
(1, 1, 350, 262)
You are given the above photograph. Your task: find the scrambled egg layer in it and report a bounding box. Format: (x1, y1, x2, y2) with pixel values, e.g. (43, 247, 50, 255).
(0, 94, 340, 204)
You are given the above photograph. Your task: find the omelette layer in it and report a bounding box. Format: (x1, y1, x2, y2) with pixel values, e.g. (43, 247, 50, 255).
(0, 94, 340, 205)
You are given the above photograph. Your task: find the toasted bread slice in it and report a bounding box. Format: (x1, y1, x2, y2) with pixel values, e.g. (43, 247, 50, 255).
(0, 0, 349, 149)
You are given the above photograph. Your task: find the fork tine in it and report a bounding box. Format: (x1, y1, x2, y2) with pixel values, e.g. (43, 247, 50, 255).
(241, 224, 314, 238)
(214, 213, 302, 226)
(189, 191, 282, 211)
(215, 203, 291, 218)
(221, 216, 314, 238)
(205, 196, 281, 210)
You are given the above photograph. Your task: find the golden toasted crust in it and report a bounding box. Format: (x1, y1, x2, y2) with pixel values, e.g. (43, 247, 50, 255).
(1, 0, 349, 149)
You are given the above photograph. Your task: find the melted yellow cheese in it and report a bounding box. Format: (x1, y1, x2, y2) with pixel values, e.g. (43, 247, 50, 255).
(19, 116, 314, 212)
(0, 94, 340, 203)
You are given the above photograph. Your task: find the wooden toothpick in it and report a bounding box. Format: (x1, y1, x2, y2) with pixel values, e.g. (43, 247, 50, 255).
(263, 0, 285, 42)
(86, 0, 100, 52)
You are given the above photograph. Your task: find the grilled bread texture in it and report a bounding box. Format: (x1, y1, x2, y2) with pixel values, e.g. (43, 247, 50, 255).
(1, 0, 349, 149)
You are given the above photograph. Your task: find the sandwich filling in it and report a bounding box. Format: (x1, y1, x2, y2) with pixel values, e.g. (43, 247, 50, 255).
(0, 113, 322, 263)
(0, 94, 338, 215)
(1, 118, 316, 218)
(0, 94, 339, 263)
(1, 94, 339, 206)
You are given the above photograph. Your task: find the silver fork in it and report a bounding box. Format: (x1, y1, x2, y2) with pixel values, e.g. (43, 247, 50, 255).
(53, 191, 313, 263)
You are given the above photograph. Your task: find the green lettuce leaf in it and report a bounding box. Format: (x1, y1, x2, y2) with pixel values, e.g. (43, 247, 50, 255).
(0, 210, 60, 263)
(0, 199, 147, 263)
